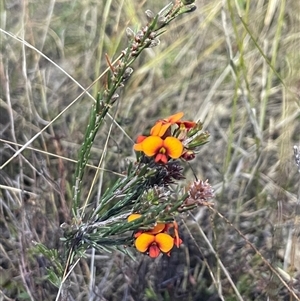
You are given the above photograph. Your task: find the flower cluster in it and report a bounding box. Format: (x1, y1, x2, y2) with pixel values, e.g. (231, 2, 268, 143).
(134, 112, 209, 164)
(128, 214, 182, 258)
(126, 112, 212, 258)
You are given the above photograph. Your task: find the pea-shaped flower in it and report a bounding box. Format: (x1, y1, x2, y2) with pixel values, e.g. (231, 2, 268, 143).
(134, 136, 183, 164)
(135, 232, 174, 258)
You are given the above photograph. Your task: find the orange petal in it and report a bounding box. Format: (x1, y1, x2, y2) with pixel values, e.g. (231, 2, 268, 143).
(164, 137, 183, 158)
(128, 213, 142, 222)
(140, 136, 163, 156)
(150, 112, 184, 137)
(136, 135, 147, 143)
(134, 230, 143, 238)
(155, 233, 174, 253)
(157, 123, 172, 137)
(174, 237, 183, 248)
(148, 244, 161, 258)
(167, 112, 184, 123)
(173, 221, 179, 231)
(134, 142, 143, 151)
(172, 221, 182, 247)
(135, 233, 155, 253)
(164, 223, 173, 232)
(150, 121, 164, 136)
(146, 223, 166, 235)
(155, 153, 168, 164)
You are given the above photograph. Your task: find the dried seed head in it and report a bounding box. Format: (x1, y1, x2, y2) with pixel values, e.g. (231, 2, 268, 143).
(187, 179, 214, 203)
(137, 159, 184, 186)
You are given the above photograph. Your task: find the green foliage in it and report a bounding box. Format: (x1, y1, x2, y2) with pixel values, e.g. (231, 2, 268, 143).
(31, 243, 63, 288)
(1, 0, 300, 300)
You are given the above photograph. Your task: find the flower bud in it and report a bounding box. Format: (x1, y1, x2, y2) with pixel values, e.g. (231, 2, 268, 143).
(126, 27, 135, 41)
(187, 122, 203, 137)
(123, 67, 133, 81)
(186, 132, 210, 149)
(145, 9, 155, 22)
(135, 30, 144, 42)
(149, 32, 156, 39)
(156, 15, 166, 29)
(111, 93, 119, 103)
(179, 4, 197, 14)
(181, 0, 195, 4)
(148, 38, 160, 48)
(181, 150, 195, 161)
(131, 50, 138, 57)
(142, 25, 149, 34)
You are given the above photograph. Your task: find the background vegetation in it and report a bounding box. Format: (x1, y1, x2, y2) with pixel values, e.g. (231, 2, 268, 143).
(0, 0, 300, 300)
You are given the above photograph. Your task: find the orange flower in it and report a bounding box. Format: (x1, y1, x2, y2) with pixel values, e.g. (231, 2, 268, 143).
(128, 213, 142, 222)
(146, 223, 166, 234)
(134, 136, 183, 164)
(136, 135, 147, 143)
(128, 214, 165, 235)
(135, 232, 174, 258)
(128, 215, 183, 257)
(150, 112, 184, 137)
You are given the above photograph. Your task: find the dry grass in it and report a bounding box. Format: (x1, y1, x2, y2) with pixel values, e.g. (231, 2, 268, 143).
(1, 0, 300, 300)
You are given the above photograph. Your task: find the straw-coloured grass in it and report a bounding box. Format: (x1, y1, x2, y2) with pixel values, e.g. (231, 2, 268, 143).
(0, 0, 300, 300)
